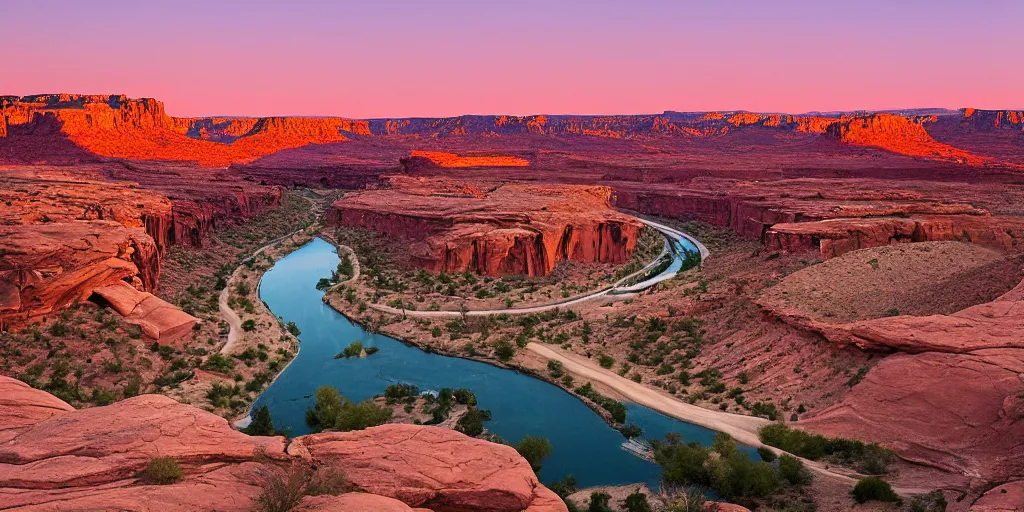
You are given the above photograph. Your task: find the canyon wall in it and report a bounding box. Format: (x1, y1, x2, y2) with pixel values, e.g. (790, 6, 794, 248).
(328, 177, 643, 276)
(0, 95, 368, 166)
(4, 94, 1010, 169)
(613, 178, 1022, 259)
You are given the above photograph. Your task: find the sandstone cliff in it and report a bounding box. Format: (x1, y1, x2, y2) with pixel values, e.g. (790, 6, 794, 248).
(826, 113, 985, 164)
(0, 221, 159, 331)
(328, 177, 643, 276)
(0, 376, 566, 512)
(613, 178, 1022, 259)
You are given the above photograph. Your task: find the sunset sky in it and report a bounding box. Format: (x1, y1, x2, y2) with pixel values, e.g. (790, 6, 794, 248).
(2, 0, 1020, 118)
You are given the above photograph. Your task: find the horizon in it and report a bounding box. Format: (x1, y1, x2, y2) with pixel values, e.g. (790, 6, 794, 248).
(2, 1, 1021, 118)
(1, 94, 1008, 120)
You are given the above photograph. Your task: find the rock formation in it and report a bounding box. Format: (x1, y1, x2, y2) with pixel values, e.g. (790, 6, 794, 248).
(0, 166, 278, 332)
(0, 221, 159, 331)
(328, 176, 644, 276)
(0, 95, 368, 167)
(0, 376, 567, 512)
(613, 177, 1023, 259)
(826, 113, 986, 164)
(92, 281, 198, 343)
(404, 150, 530, 168)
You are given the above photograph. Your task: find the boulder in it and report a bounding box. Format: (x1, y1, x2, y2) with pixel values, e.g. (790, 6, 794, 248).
(92, 281, 198, 343)
(294, 423, 567, 512)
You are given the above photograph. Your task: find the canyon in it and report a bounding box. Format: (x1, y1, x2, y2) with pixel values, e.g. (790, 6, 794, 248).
(326, 176, 644, 276)
(1, 93, 1023, 511)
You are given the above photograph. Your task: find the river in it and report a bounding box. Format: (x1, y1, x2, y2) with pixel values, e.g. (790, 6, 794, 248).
(252, 237, 753, 489)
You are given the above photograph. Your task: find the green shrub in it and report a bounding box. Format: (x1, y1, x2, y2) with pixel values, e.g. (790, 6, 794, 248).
(758, 423, 892, 472)
(851, 477, 900, 504)
(623, 491, 652, 512)
(588, 492, 613, 512)
(778, 454, 812, 485)
(757, 446, 776, 462)
(241, 319, 257, 332)
(493, 340, 516, 362)
(598, 355, 615, 368)
(244, 406, 278, 436)
(454, 408, 492, 437)
(515, 436, 553, 472)
(305, 385, 391, 433)
(141, 457, 183, 484)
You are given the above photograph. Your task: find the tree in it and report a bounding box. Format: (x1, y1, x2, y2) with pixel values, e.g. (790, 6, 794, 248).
(757, 446, 777, 462)
(494, 340, 516, 362)
(778, 454, 812, 485)
(623, 491, 652, 512)
(305, 385, 392, 433)
(587, 492, 613, 512)
(335, 399, 392, 432)
(244, 406, 277, 436)
(515, 436, 553, 472)
(851, 477, 900, 504)
(305, 386, 345, 432)
(455, 408, 491, 437)
(242, 319, 257, 332)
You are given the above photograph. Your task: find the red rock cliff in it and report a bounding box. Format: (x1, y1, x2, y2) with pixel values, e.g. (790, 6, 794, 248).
(328, 177, 644, 276)
(0, 221, 160, 330)
(826, 113, 984, 164)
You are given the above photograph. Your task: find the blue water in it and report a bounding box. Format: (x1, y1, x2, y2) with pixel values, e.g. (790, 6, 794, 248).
(253, 238, 750, 488)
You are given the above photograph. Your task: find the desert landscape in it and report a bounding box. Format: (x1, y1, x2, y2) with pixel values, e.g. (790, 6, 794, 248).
(1, 4, 1023, 510)
(0, 91, 1021, 512)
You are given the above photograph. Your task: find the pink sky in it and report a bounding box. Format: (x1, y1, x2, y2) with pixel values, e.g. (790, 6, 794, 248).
(2, 1, 1021, 118)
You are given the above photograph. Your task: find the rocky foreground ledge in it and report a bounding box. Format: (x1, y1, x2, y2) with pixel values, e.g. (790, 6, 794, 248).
(0, 376, 565, 512)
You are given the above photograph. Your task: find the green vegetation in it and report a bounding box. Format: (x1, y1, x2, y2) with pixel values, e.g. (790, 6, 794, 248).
(778, 454, 812, 485)
(242, 319, 257, 332)
(335, 341, 371, 359)
(515, 435, 553, 472)
(285, 321, 301, 336)
(757, 446, 776, 462)
(455, 408, 492, 437)
(654, 432, 782, 502)
(851, 477, 900, 504)
(587, 492, 613, 512)
(141, 457, 183, 485)
(305, 386, 392, 433)
(623, 491, 652, 512)
(244, 406, 278, 436)
(598, 354, 615, 368)
(759, 423, 893, 474)
(575, 382, 627, 423)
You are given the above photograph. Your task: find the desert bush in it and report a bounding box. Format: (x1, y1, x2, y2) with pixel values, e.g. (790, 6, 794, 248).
(253, 461, 347, 512)
(851, 477, 900, 504)
(778, 454, 812, 485)
(141, 457, 183, 484)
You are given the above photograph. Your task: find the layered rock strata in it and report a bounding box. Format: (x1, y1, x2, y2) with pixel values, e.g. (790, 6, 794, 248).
(327, 176, 644, 276)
